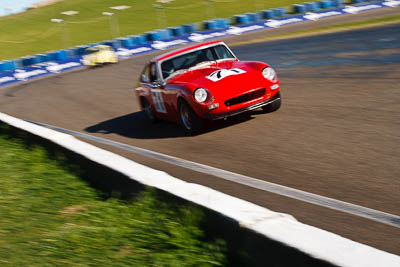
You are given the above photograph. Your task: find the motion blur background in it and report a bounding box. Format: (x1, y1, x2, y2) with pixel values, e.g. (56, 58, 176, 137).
(0, 0, 306, 60)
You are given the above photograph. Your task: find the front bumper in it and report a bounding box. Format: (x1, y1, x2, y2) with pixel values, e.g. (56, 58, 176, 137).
(205, 92, 280, 120)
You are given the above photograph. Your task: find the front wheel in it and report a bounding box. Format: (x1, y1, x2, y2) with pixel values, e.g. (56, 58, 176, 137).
(178, 100, 203, 135)
(262, 91, 281, 113)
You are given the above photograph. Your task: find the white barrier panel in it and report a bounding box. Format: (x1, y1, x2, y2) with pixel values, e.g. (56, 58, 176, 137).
(1, 111, 399, 267)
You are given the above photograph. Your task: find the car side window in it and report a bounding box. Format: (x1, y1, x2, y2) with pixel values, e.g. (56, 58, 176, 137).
(204, 48, 215, 61)
(141, 64, 150, 83)
(161, 60, 175, 79)
(214, 45, 235, 60)
(149, 62, 158, 83)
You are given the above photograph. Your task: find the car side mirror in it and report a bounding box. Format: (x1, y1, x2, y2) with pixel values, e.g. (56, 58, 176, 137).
(141, 74, 149, 83)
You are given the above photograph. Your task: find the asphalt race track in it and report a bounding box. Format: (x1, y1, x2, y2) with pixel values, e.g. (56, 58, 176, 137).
(1, 19, 399, 254)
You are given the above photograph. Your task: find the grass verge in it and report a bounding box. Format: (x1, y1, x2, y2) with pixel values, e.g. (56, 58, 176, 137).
(0, 0, 306, 60)
(0, 123, 227, 266)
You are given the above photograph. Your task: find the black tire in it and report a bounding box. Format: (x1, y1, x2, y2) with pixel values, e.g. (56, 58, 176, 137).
(262, 91, 281, 113)
(142, 98, 158, 123)
(178, 99, 203, 135)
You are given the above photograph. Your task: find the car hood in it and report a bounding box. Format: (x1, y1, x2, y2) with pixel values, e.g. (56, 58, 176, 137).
(167, 61, 269, 99)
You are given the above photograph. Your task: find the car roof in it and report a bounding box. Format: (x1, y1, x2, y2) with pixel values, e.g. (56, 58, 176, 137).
(153, 40, 225, 62)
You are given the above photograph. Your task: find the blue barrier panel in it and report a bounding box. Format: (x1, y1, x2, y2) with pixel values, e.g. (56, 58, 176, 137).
(183, 24, 198, 34)
(169, 26, 185, 36)
(332, 0, 344, 6)
(294, 4, 307, 13)
(261, 9, 275, 19)
(146, 31, 162, 41)
(215, 18, 230, 28)
(0, 60, 15, 72)
(115, 38, 124, 48)
(305, 2, 320, 11)
(0, 61, 8, 72)
(158, 29, 172, 40)
(245, 12, 261, 22)
(112, 39, 121, 48)
(12, 60, 20, 69)
(74, 46, 83, 56)
(203, 20, 218, 30)
(75, 45, 90, 55)
(101, 41, 111, 46)
(315, 2, 322, 10)
(35, 54, 48, 63)
(233, 14, 250, 24)
(30, 55, 40, 65)
(55, 50, 68, 61)
(115, 37, 131, 48)
(101, 40, 119, 48)
(46, 51, 58, 61)
(319, 0, 332, 8)
(0, 61, 6, 72)
(167, 28, 175, 38)
(67, 48, 78, 58)
(128, 35, 147, 45)
(21, 57, 33, 67)
(274, 8, 287, 17)
(137, 35, 147, 44)
(302, 3, 310, 12)
(10, 60, 17, 70)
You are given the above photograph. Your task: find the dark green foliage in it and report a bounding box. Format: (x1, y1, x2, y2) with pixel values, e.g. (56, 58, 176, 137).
(0, 124, 226, 266)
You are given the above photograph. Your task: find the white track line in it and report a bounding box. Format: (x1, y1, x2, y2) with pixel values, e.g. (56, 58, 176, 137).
(29, 120, 400, 229)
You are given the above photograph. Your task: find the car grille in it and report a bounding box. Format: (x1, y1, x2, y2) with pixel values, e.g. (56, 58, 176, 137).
(225, 88, 266, 107)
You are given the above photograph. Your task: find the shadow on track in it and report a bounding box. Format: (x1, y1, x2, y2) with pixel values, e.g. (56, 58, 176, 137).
(85, 111, 254, 139)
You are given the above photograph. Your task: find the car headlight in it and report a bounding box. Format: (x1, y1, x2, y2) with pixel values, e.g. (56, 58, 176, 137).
(262, 67, 277, 82)
(194, 88, 208, 103)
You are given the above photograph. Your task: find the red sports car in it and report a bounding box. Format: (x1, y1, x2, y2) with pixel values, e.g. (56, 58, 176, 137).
(135, 40, 281, 134)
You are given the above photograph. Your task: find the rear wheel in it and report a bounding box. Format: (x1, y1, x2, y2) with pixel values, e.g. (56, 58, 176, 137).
(142, 98, 158, 123)
(262, 91, 281, 113)
(178, 99, 203, 135)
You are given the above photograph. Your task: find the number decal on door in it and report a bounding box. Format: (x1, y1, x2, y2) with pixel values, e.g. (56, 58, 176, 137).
(151, 89, 167, 113)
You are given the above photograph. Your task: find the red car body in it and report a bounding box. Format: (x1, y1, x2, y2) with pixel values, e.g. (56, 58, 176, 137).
(135, 40, 281, 133)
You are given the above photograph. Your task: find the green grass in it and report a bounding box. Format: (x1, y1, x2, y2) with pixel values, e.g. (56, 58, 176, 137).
(0, 0, 306, 60)
(0, 124, 227, 266)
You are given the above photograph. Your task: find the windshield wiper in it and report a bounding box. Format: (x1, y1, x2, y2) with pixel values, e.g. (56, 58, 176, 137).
(166, 69, 187, 80)
(215, 58, 236, 63)
(165, 61, 216, 80)
(190, 60, 216, 70)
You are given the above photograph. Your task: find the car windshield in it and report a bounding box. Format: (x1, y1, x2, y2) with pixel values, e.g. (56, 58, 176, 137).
(85, 46, 110, 54)
(85, 48, 100, 54)
(161, 44, 235, 80)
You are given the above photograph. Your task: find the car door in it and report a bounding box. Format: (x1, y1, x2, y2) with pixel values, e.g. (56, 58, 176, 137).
(146, 62, 170, 119)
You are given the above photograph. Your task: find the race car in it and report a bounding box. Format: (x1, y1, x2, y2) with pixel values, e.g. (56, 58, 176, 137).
(82, 45, 118, 66)
(135, 40, 281, 134)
